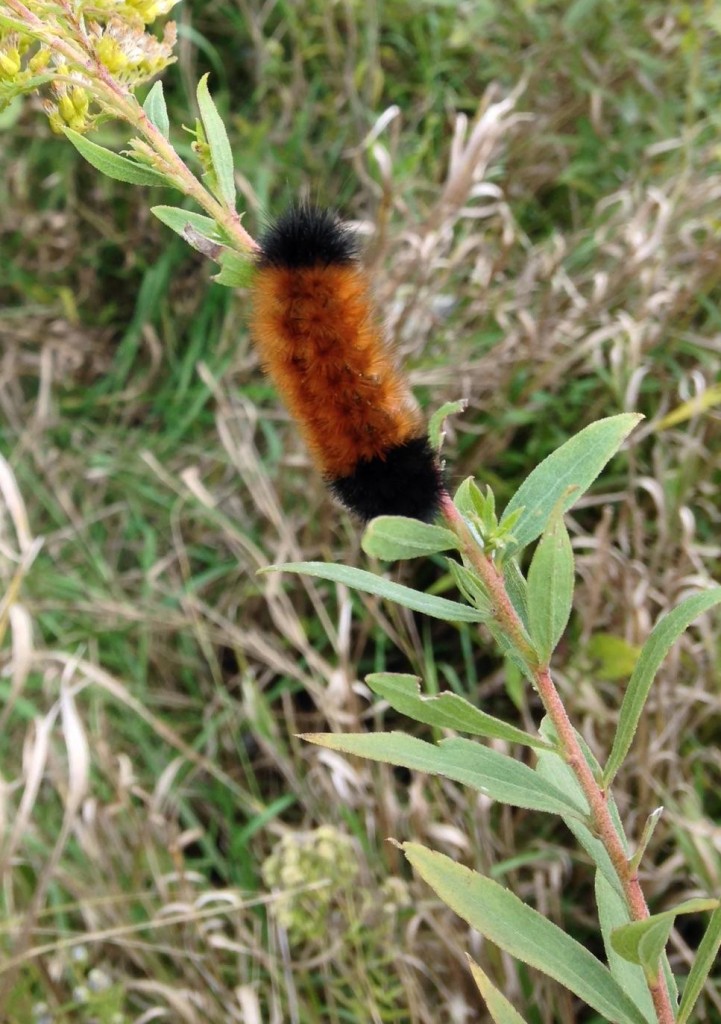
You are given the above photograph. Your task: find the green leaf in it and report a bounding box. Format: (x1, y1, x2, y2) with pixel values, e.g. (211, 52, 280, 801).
(535, 745, 625, 900)
(196, 73, 236, 207)
(365, 673, 553, 750)
(212, 247, 254, 287)
(604, 588, 721, 786)
(261, 561, 490, 622)
(143, 80, 170, 139)
(611, 900, 718, 976)
(428, 399, 467, 449)
(501, 414, 642, 553)
(151, 205, 221, 241)
(595, 873, 656, 1022)
(587, 633, 642, 680)
(446, 559, 492, 616)
(466, 956, 531, 1024)
(453, 476, 482, 519)
(677, 906, 721, 1024)
(527, 512, 575, 663)
(362, 517, 458, 560)
(63, 128, 170, 186)
(303, 732, 588, 817)
(403, 844, 650, 1024)
(503, 559, 530, 632)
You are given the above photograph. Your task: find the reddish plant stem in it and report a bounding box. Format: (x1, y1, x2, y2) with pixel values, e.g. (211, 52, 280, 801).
(5, 0, 259, 255)
(440, 491, 676, 1024)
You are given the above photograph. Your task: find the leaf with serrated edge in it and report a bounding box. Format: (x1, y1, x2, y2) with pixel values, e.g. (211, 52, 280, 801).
(362, 517, 458, 560)
(303, 732, 587, 817)
(604, 588, 721, 786)
(64, 128, 170, 186)
(261, 562, 489, 622)
(677, 906, 721, 1024)
(466, 956, 530, 1024)
(196, 73, 236, 207)
(528, 512, 575, 663)
(501, 414, 642, 553)
(143, 80, 170, 138)
(366, 673, 551, 750)
(404, 844, 649, 1024)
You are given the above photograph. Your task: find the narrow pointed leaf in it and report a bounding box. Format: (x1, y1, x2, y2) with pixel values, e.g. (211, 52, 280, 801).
(196, 73, 236, 207)
(303, 731, 587, 816)
(527, 513, 575, 663)
(262, 562, 489, 622)
(447, 559, 492, 616)
(503, 559, 530, 632)
(595, 873, 655, 1022)
(403, 844, 650, 1024)
(604, 588, 721, 786)
(362, 517, 458, 560)
(151, 205, 221, 241)
(501, 414, 642, 552)
(64, 128, 170, 186)
(466, 956, 530, 1024)
(366, 673, 552, 750)
(143, 80, 170, 138)
(677, 906, 721, 1024)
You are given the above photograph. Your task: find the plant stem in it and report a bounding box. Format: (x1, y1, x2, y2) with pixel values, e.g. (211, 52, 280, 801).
(439, 490, 676, 1024)
(3, 0, 259, 255)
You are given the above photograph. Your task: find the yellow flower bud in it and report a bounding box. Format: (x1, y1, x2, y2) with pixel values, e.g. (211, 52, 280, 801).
(47, 110, 65, 134)
(96, 35, 128, 73)
(70, 85, 89, 117)
(0, 48, 21, 80)
(29, 47, 51, 73)
(58, 93, 76, 124)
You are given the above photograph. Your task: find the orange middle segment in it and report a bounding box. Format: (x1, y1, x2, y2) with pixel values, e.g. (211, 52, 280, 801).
(250, 264, 424, 479)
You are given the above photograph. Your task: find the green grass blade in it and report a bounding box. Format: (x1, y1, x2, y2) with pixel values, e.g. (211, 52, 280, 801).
(261, 562, 489, 622)
(677, 906, 721, 1024)
(604, 588, 721, 786)
(403, 844, 650, 1024)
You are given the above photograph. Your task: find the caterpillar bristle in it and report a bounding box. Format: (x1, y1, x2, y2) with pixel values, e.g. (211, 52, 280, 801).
(250, 204, 443, 522)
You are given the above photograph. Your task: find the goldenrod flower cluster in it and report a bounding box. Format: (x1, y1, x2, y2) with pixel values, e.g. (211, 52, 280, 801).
(0, 0, 178, 133)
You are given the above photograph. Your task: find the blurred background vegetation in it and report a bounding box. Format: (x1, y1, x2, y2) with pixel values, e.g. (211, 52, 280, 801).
(1, 0, 721, 1021)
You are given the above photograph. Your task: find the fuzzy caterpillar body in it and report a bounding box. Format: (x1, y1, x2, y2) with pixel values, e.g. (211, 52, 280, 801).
(250, 205, 442, 522)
